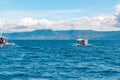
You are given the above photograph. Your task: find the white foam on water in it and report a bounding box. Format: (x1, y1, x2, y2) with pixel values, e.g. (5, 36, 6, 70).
(73, 43, 94, 47)
(0, 42, 20, 48)
(6, 42, 16, 46)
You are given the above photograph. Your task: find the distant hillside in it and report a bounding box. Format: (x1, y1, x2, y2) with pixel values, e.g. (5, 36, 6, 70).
(3, 29, 120, 40)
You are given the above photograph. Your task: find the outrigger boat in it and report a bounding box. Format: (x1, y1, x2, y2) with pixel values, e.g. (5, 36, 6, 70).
(0, 32, 7, 47)
(76, 39, 88, 46)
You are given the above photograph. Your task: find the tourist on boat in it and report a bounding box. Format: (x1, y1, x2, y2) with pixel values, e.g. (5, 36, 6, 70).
(0, 37, 7, 44)
(81, 39, 85, 45)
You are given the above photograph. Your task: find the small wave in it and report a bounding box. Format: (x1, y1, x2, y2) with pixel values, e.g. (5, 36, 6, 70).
(6, 42, 16, 45)
(89, 70, 120, 74)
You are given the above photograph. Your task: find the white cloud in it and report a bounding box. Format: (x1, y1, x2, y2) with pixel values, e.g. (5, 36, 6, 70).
(0, 4, 120, 32)
(116, 4, 120, 13)
(0, 14, 119, 32)
(52, 15, 118, 31)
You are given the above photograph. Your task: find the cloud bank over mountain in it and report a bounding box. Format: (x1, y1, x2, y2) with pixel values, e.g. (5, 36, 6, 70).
(0, 4, 120, 32)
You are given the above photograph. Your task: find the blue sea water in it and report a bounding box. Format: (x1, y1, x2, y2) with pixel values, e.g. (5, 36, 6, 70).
(0, 40, 120, 80)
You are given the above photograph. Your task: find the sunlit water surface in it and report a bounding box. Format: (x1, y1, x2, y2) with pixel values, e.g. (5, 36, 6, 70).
(0, 40, 120, 80)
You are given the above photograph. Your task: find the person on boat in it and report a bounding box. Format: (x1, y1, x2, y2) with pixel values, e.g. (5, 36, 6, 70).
(0, 37, 7, 44)
(77, 40, 81, 44)
(81, 39, 85, 45)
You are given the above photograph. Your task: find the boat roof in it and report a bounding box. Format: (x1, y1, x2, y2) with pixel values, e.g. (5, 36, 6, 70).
(77, 39, 87, 41)
(77, 39, 84, 41)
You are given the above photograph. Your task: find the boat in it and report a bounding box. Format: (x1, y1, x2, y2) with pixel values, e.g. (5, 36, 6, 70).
(76, 39, 88, 46)
(0, 32, 7, 47)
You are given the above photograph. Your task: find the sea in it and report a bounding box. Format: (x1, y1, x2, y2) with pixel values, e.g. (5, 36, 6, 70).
(0, 40, 120, 80)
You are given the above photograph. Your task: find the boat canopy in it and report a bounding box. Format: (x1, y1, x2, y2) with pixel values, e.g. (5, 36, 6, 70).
(77, 39, 84, 41)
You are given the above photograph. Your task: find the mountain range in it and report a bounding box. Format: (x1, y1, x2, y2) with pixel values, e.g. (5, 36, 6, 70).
(3, 29, 120, 40)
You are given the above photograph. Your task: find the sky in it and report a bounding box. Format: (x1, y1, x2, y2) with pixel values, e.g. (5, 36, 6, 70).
(0, 0, 120, 32)
(0, 0, 118, 19)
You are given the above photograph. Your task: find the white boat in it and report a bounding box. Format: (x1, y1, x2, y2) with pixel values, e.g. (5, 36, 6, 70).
(76, 39, 88, 46)
(0, 32, 7, 47)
